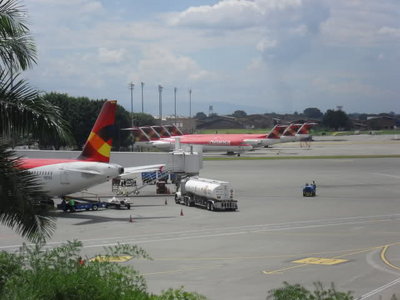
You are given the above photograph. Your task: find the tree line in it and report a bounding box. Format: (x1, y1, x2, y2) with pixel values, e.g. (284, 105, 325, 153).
(35, 92, 157, 150)
(195, 107, 398, 131)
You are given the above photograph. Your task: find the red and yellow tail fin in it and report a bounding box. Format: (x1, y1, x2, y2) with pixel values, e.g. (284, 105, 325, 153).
(164, 125, 183, 136)
(151, 125, 171, 138)
(132, 127, 151, 142)
(282, 124, 302, 137)
(78, 100, 117, 162)
(266, 125, 288, 139)
(140, 126, 161, 141)
(297, 123, 317, 135)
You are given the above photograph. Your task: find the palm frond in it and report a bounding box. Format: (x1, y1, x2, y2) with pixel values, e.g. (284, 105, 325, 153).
(0, 70, 72, 144)
(0, 0, 36, 70)
(0, 144, 56, 242)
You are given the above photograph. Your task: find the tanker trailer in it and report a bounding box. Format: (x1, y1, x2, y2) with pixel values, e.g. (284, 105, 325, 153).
(175, 176, 238, 211)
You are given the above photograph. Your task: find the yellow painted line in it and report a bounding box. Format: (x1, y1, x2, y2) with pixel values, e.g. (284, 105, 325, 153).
(262, 245, 382, 275)
(89, 255, 133, 263)
(380, 245, 400, 271)
(292, 257, 347, 265)
(262, 264, 308, 275)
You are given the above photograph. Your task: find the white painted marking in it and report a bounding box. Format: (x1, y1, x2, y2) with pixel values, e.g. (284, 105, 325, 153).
(2, 214, 400, 251)
(373, 173, 400, 179)
(358, 277, 400, 299)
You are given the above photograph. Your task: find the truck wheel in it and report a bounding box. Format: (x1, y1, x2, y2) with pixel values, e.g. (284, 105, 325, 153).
(92, 204, 98, 211)
(127, 204, 131, 209)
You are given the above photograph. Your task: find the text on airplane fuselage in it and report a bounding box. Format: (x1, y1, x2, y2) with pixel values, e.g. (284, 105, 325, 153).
(209, 140, 231, 145)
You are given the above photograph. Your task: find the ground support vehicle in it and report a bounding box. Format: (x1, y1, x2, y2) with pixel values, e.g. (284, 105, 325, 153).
(156, 180, 170, 194)
(105, 197, 131, 209)
(175, 177, 238, 211)
(303, 182, 316, 197)
(57, 199, 107, 212)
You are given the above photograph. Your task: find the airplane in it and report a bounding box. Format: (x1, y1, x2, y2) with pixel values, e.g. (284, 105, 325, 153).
(295, 123, 317, 141)
(279, 124, 303, 143)
(128, 124, 293, 154)
(163, 124, 184, 136)
(17, 100, 163, 197)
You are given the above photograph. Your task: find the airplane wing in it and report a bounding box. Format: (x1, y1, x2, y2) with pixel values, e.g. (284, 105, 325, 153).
(120, 164, 165, 177)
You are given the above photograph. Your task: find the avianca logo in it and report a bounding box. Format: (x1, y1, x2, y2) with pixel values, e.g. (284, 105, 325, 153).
(209, 140, 230, 145)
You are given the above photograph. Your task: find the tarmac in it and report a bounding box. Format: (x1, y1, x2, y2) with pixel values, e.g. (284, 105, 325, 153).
(1, 134, 400, 299)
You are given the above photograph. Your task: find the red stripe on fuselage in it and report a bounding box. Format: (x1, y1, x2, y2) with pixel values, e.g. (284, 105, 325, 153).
(18, 158, 80, 169)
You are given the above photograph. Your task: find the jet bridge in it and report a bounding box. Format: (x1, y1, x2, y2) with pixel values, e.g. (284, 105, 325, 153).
(112, 147, 202, 196)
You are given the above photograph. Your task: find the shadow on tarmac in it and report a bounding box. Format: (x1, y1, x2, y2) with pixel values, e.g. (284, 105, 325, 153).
(51, 212, 176, 225)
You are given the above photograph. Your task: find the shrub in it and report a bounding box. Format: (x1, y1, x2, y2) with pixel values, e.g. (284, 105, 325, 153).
(267, 282, 353, 300)
(0, 240, 203, 300)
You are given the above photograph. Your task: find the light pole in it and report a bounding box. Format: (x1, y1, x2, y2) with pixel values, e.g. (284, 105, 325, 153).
(158, 85, 163, 126)
(189, 88, 192, 132)
(129, 82, 135, 151)
(141, 82, 144, 113)
(174, 87, 177, 125)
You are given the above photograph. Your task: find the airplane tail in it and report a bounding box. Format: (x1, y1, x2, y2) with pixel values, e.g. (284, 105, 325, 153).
(140, 126, 161, 140)
(164, 124, 183, 136)
(282, 124, 302, 137)
(297, 123, 317, 135)
(266, 125, 288, 139)
(151, 125, 171, 138)
(131, 127, 151, 142)
(78, 100, 117, 163)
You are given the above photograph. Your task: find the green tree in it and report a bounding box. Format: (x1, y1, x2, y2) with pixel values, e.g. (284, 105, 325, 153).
(232, 110, 247, 118)
(195, 112, 207, 120)
(0, 0, 70, 242)
(132, 112, 156, 127)
(267, 282, 353, 300)
(43, 93, 132, 150)
(0, 240, 205, 299)
(303, 107, 323, 119)
(322, 109, 352, 130)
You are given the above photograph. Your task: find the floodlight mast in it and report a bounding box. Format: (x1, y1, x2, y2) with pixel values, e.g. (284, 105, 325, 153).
(158, 85, 163, 126)
(129, 82, 135, 151)
(174, 87, 177, 124)
(141, 82, 144, 113)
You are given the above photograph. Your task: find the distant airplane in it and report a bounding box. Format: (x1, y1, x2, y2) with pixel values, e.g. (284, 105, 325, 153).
(279, 124, 303, 143)
(127, 124, 295, 154)
(295, 123, 317, 141)
(18, 100, 163, 197)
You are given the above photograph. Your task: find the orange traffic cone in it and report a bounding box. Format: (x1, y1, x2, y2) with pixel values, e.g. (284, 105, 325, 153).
(129, 215, 135, 223)
(180, 209, 184, 216)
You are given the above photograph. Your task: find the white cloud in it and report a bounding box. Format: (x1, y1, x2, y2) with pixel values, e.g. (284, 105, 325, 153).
(256, 38, 277, 52)
(22, 0, 400, 114)
(312, 78, 394, 98)
(136, 47, 213, 84)
(378, 26, 400, 38)
(97, 48, 127, 64)
(169, 0, 302, 29)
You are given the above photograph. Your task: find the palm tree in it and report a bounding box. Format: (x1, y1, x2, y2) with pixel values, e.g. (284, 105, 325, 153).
(0, 0, 71, 242)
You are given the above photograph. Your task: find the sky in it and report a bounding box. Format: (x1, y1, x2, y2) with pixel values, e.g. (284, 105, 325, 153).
(23, 0, 400, 116)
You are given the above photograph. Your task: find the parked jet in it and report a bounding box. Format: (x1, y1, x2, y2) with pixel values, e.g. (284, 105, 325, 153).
(295, 123, 317, 141)
(128, 124, 292, 154)
(18, 100, 162, 197)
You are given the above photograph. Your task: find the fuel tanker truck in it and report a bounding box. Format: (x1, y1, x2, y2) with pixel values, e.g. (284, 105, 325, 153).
(175, 176, 238, 211)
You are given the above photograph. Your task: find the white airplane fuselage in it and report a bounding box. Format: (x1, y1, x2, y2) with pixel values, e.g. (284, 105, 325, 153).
(28, 161, 123, 197)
